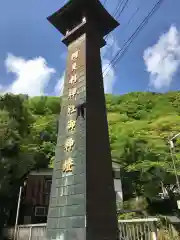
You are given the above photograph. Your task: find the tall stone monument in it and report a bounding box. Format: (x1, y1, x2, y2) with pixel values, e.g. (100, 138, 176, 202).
(46, 0, 119, 239)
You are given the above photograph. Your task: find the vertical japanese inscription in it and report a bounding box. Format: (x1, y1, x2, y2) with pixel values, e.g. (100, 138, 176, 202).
(62, 50, 79, 174)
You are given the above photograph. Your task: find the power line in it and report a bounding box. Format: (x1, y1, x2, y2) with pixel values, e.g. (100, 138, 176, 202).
(116, 0, 131, 19)
(104, 0, 125, 41)
(104, 0, 143, 55)
(104, 0, 165, 75)
(118, 5, 142, 38)
(104, 0, 130, 54)
(104, 0, 130, 42)
(113, 0, 125, 18)
(103, 0, 165, 78)
(124, 6, 141, 28)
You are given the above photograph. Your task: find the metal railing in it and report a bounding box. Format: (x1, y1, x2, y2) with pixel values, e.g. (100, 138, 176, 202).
(4, 218, 158, 240)
(4, 223, 47, 240)
(118, 218, 158, 240)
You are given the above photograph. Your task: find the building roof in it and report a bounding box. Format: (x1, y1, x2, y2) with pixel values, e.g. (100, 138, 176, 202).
(47, 0, 119, 37)
(29, 169, 52, 176)
(165, 216, 180, 223)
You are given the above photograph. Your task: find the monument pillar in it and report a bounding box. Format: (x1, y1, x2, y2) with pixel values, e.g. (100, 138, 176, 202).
(47, 1, 119, 239)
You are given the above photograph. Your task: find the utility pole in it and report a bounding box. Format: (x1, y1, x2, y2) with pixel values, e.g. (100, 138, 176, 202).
(13, 186, 22, 240)
(13, 181, 26, 240)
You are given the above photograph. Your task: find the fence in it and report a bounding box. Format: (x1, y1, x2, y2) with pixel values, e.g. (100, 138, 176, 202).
(4, 223, 47, 240)
(4, 218, 158, 240)
(118, 218, 158, 240)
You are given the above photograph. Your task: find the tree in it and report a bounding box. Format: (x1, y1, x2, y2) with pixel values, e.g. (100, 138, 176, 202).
(25, 91, 180, 203)
(1, 91, 180, 229)
(0, 94, 35, 235)
(106, 92, 180, 205)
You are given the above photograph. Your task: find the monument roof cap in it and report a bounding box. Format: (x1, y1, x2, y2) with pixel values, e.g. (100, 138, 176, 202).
(47, 0, 119, 37)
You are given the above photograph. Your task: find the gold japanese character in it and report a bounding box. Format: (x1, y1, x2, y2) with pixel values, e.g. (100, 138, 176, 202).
(64, 138, 75, 152)
(62, 158, 74, 172)
(68, 87, 77, 99)
(72, 62, 77, 71)
(71, 51, 79, 61)
(69, 74, 77, 84)
(67, 120, 76, 132)
(67, 105, 76, 115)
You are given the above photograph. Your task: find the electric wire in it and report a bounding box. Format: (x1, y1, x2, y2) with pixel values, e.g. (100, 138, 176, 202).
(103, 0, 165, 76)
(113, 0, 126, 18)
(104, 0, 130, 55)
(104, 0, 142, 53)
(104, 0, 126, 41)
(116, 0, 131, 19)
(103, 0, 165, 78)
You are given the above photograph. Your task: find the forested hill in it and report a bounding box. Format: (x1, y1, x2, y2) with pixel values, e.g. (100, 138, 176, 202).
(1, 91, 180, 223)
(27, 91, 180, 170)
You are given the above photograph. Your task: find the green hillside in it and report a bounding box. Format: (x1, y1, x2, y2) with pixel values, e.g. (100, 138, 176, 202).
(1, 91, 180, 225)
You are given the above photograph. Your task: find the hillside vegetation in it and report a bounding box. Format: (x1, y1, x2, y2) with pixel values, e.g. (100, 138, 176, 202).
(0, 92, 180, 226)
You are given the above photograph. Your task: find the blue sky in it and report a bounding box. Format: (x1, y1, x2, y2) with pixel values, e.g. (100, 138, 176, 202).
(0, 0, 180, 96)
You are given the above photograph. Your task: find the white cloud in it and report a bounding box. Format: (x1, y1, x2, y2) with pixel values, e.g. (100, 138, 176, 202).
(54, 72, 65, 96)
(106, 34, 120, 58)
(102, 59, 116, 93)
(101, 35, 120, 93)
(143, 25, 180, 90)
(3, 53, 55, 96)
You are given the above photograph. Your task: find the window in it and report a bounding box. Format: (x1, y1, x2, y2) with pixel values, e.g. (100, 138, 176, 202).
(35, 206, 48, 217)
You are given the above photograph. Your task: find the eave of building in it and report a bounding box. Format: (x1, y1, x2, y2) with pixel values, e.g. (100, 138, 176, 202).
(29, 169, 53, 176)
(47, 0, 119, 37)
(29, 161, 120, 176)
